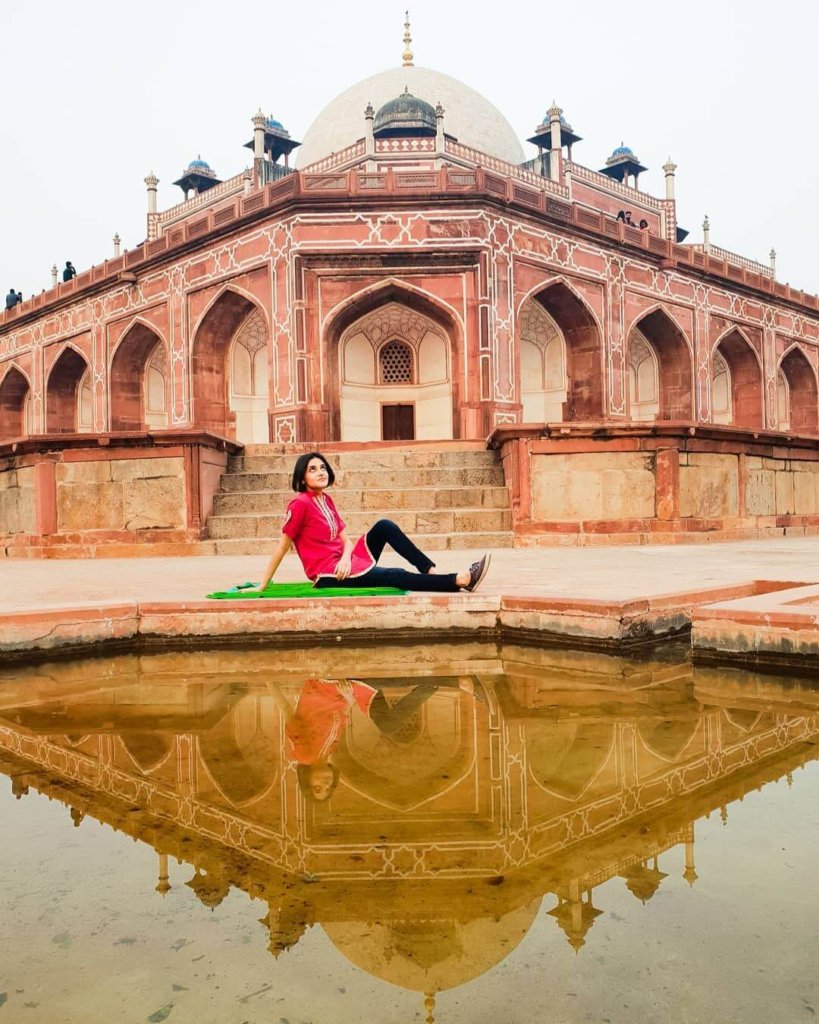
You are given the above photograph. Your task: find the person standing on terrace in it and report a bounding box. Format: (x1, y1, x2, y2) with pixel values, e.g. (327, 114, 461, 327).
(256, 451, 490, 594)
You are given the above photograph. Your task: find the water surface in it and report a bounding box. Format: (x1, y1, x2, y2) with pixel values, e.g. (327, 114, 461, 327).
(1, 644, 817, 1023)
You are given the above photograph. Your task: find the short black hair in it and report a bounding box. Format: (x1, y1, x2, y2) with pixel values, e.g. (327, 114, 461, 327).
(295, 762, 340, 801)
(291, 451, 335, 492)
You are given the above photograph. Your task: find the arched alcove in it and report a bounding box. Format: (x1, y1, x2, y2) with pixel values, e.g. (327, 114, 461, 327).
(779, 346, 819, 433)
(713, 330, 763, 428)
(0, 365, 31, 441)
(336, 297, 454, 441)
(627, 330, 659, 420)
(228, 307, 270, 443)
(110, 322, 168, 431)
(527, 282, 602, 420)
(46, 347, 91, 433)
(629, 309, 693, 420)
(518, 298, 566, 422)
(192, 290, 269, 439)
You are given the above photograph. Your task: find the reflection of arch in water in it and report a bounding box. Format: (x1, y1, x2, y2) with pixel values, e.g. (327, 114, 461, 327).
(118, 733, 174, 773)
(637, 718, 702, 762)
(721, 708, 772, 739)
(196, 696, 281, 807)
(335, 690, 476, 811)
(525, 722, 615, 800)
(322, 898, 542, 996)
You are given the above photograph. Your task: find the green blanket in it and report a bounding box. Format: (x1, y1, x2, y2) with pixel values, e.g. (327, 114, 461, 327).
(207, 581, 406, 600)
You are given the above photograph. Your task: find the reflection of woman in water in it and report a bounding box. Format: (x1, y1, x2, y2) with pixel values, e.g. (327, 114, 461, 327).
(268, 678, 441, 801)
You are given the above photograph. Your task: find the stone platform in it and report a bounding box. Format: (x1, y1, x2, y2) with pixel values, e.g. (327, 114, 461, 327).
(1, 537, 818, 669)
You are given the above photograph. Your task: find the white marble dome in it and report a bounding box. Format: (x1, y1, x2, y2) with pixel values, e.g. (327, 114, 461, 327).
(297, 65, 524, 168)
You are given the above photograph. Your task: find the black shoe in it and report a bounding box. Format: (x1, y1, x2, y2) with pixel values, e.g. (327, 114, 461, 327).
(464, 553, 491, 592)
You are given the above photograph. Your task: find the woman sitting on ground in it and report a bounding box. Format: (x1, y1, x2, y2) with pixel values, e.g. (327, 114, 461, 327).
(257, 451, 490, 593)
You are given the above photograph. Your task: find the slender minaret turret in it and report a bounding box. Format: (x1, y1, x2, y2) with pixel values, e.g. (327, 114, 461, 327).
(402, 10, 414, 66)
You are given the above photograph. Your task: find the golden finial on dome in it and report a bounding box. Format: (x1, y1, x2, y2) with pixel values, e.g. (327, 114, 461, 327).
(402, 10, 414, 66)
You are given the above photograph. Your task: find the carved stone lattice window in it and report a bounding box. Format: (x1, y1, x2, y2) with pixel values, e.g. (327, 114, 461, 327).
(380, 340, 414, 384)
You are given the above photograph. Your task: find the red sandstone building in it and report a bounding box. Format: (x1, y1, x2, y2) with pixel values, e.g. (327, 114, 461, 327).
(2, 29, 819, 554)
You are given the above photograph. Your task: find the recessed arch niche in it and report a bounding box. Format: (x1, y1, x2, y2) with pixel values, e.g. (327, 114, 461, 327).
(338, 301, 452, 441)
(192, 290, 270, 441)
(0, 365, 32, 441)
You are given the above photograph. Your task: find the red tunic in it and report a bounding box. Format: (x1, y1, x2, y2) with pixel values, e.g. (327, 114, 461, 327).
(282, 491, 375, 583)
(285, 678, 377, 764)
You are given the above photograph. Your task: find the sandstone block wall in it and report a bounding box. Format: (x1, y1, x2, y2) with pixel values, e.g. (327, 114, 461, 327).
(55, 457, 186, 532)
(531, 452, 656, 521)
(0, 465, 36, 535)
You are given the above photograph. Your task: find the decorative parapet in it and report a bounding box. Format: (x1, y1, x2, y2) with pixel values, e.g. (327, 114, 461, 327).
(155, 170, 248, 229)
(567, 162, 665, 211)
(689, 243, 774, 280)
(298, 138, 367, 174)
(445, 139, 570, 196)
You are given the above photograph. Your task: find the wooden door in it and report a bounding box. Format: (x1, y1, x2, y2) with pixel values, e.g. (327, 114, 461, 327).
(381, 404, 415, 441)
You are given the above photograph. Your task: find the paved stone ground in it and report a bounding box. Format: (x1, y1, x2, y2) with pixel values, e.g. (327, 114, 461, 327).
(2, 537, 818, 664)
(1, 535, 818, 611)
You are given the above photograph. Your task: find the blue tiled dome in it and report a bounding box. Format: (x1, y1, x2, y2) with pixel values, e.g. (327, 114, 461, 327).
(611, 144, 633, 158)
(266, 117, 285, 130)
(187, 157, 211, 171)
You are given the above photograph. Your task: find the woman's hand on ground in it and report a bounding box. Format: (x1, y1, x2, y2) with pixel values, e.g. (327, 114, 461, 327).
(334, 554, 352, 580)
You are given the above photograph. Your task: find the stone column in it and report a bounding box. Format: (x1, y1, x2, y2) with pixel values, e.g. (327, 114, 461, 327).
(253, 109, 266, 160)
(769, 247, 777, 278)
(243, 167, 253, 195)
(364, 102, 375, 156)
(144, 172, 159, 241)
(548, 103, 562, 183)
(702, 215, 710, 254)
(435, 101, 445, 152)
(51, 265, 58, 287)
(113, 233, 121, 257)
(663, 158, 677, 200)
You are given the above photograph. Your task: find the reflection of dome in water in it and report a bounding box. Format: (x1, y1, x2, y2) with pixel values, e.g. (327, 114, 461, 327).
(297, 66, 524, 167)
(322, 899, 541, 993)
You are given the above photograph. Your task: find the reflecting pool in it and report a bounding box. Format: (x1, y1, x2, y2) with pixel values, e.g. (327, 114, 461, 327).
(1, 643, 817, 1023)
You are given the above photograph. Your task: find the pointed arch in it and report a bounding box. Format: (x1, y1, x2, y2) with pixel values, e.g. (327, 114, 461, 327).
(0, 363, 31, 441)
(109, 319, 168, 431)
(325, 280, 462, 441)
(519, 278, 603, 420)
(45, 344, 90, 433)
(778, 344, 818, 433)
(191, 286, 270, 438)
(628, 306, 693, 420)
(712, 327, 763, 428)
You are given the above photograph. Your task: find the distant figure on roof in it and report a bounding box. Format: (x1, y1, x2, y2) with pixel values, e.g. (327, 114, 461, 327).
(639, 219, 649, 230)
(62, 261, 76, 282)
(5, 288, 20, 310)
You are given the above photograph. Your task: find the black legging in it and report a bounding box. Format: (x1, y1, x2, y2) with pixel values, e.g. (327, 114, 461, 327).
(315, 519, 460, 592)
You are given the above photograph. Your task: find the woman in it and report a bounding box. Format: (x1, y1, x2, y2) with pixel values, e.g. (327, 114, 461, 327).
(268, 677, 441, 801)
(257, 451, 490, 593)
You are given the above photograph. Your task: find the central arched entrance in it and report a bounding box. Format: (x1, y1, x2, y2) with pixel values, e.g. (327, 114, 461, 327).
(335, 298, 455, 442)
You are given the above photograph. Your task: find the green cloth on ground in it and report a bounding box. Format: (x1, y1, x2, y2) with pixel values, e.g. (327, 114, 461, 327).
(206, 581, 406, 600)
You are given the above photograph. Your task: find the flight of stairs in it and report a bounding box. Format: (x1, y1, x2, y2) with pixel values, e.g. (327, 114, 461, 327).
(205, 444, 514, 554)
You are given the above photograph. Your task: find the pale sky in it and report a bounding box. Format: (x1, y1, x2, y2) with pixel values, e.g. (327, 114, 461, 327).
(1, 0, 816, 300)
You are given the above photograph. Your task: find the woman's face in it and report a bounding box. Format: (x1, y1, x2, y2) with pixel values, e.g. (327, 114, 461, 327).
(308, 764, 336, 800)
(303, 457, 329, 494)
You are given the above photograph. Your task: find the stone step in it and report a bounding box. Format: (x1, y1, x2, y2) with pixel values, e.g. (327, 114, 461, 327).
(219, 466, 506, 492)
(212, 486, 511, 516)
(229, 448, 500, 473)
(210, 531, 515, 555)
(206, 508, 513, 540)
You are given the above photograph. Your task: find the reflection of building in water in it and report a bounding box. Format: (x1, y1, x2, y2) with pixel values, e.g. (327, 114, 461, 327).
(0, 645, 817, 1012)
